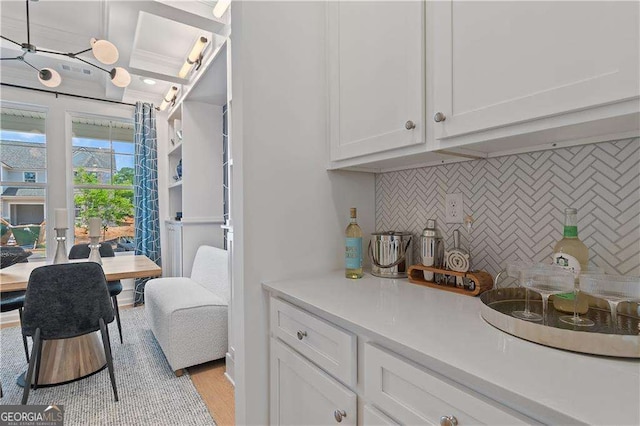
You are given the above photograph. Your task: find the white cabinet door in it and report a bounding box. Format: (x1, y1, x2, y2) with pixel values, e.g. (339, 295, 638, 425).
(328, 1, 425, 161)
(270, 338, 357, 426)
(432, 1, 640, 140)
(165, 222, 183, 277)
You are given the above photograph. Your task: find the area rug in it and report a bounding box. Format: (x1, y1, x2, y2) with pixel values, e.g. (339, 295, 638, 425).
(0, 307, 215, 425)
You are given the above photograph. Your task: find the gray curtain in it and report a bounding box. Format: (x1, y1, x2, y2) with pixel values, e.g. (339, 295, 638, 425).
(133, 102, 160, 305)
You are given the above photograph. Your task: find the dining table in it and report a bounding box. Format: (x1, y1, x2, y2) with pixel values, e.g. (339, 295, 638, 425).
(0, 255, 162, 387)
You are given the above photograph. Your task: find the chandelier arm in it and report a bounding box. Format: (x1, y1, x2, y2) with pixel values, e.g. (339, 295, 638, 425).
(35, 48, 72, 57)
(21, 58, 40, 73)
(25, 0, 31, 45)
(74, 56, 109, 74)
(73, 47, 93, 56)
(0, 35, 22, 47)
(0, 57, 22, 61)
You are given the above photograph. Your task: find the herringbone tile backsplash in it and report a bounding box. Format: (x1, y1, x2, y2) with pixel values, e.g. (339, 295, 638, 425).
(376, 138, 640, 277)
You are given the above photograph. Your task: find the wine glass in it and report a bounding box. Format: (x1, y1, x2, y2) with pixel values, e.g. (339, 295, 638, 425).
(505, 261, 542, 322)
(558, 265, 603, 328)
(521, 264, 575, 325)
(579, 274, 640, 333)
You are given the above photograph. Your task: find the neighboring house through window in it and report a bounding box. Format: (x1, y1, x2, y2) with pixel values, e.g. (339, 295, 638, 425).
(71, 116, 135, 252)
(0, 106, 47, 258)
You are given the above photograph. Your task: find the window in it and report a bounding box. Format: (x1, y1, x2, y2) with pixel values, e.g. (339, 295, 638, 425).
(23, 172, 36, 183)
(72, 117, 135, 252)
(0, 107, 47, 258)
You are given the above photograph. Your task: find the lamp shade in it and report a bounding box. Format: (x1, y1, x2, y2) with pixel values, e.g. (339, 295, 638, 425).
(110, 67, 131, 88)
(91, 38, 119, 65)
(38, 68, 61, 88)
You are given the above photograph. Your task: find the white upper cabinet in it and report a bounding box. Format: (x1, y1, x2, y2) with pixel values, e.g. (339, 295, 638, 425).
(328, 1, 425, 162)
(432, 1, 640, 145)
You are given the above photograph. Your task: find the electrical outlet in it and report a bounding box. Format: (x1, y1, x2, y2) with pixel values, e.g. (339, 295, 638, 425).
(445, 193, 464, 224)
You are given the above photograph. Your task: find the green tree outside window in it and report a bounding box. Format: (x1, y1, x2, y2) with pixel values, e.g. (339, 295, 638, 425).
(74, 167, 134, 237)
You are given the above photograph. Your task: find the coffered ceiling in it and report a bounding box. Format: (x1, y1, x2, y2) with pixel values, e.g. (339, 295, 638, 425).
(0, 0, 229, 107)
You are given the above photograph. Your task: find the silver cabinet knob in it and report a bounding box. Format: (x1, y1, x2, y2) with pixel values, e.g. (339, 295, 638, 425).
(440, 415, 458, 426)
(405, 120, 416, 130)
(334, 410, 347, 423)
(434, 112, 446, 122)
(297, 330, 307, 340)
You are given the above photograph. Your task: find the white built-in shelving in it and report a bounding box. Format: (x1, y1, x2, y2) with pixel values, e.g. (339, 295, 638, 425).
(162, 39, 228, 277)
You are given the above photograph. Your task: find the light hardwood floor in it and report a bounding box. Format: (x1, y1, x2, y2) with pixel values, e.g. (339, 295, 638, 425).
(188, 360, 235, 426)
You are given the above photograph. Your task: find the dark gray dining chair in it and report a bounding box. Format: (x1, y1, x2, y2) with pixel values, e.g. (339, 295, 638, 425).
(1, 246, 33, 363)
(21, 262, 118, 404)
(69, 243, 123, 344)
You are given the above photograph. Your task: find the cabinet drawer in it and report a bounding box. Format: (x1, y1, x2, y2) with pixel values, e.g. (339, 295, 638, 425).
(270, 338, 357, 426)
(363, 404, 399, 426)
(270, 297, 357, 386)
(364, 344, 532, 425)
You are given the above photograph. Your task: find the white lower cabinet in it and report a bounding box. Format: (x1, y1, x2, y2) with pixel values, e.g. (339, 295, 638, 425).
(164, 221, 183, 277)
(268, 296, 535, 426)
(270, 297, 357, 387)
(364, 344, 532, 425)
(363, 404, 399, 426)
(270, 338, 357, 425)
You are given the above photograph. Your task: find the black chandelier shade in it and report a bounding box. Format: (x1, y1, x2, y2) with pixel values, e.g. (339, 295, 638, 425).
(0, 1, 131, 88)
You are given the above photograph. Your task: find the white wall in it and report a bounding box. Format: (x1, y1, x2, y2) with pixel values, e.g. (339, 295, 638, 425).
(230, 2, 376, 424)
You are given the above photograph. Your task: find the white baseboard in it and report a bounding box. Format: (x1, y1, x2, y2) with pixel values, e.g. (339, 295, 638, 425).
(224, 372, 235, 387)
(225, 352, 235, 386)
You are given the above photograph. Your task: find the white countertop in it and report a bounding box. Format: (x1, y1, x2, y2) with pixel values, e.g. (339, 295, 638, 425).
(263, 271, 640, 425)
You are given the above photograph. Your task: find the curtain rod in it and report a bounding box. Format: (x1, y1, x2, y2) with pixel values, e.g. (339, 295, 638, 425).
(1, 82, 138, 107)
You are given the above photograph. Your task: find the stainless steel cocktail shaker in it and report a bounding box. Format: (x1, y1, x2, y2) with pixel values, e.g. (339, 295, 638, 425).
(421, 219, 444, 281)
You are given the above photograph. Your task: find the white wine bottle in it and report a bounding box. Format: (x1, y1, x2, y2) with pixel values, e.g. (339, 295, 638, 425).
(345, 208, 363, 279)
(552, 207, 589, 314)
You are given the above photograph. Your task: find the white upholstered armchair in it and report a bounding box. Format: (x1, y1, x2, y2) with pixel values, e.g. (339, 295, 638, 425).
(145, 245, 229, 375)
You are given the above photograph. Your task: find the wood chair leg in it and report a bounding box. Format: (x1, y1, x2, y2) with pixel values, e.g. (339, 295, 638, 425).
(99, 318, 119, 402)
(112, 296, 123, 344)
(18, 308, 29, 363)
(22, 328, 41, 405)
(174, 369, 184, 377)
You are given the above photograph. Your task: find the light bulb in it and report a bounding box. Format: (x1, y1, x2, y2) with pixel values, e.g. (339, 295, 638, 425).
(110, 67, 131, 88)
(213, 0, 231, 18)
(38, 68, 61, 88)
(91, 38, 119, 65)
(178, 36, 208, 79)
(159, 86, 179, 111)
(178, 62, 192, 79)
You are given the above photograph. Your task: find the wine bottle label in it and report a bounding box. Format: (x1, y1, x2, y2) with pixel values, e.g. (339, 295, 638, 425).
(345, 237, 362, 269)
(552, 252, 581, 278)
(563, 226, 578, 238)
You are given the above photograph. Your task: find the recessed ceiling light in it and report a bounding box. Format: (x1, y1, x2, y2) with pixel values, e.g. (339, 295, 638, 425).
(140, 77, 156, 85)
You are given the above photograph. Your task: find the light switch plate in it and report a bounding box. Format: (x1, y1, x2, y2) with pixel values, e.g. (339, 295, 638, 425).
(445, 193, 464, 223)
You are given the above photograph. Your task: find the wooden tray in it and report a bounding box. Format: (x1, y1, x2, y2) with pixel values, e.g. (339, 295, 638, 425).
(407, 264, 493, 297)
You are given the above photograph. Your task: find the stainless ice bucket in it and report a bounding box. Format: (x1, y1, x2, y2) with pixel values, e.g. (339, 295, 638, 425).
(368, 231, 413, 278)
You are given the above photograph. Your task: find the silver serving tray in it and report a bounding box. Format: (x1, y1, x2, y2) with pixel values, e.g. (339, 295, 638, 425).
(480, 288, 640, 358)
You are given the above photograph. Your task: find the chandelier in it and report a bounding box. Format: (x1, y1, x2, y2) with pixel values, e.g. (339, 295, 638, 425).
(0, 0, 131, 88)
